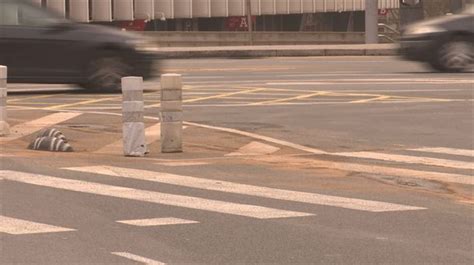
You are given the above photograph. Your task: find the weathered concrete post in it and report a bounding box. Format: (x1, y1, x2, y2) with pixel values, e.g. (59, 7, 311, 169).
(365, 0, 379, 44)
(0, 66, 10, 137)
(121, 76, 147, 156)
(160, 74, 183, 153)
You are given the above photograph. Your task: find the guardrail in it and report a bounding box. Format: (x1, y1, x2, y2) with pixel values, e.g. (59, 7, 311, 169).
(378, 23, 400, 43)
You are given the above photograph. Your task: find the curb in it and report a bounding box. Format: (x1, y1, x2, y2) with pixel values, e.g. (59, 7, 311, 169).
(157, 45, 399, 59)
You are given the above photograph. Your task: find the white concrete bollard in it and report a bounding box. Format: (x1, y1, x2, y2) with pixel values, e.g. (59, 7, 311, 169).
(0, 66, 10, 137)
(160, 74, 183, 153)
(121, 76, 147, 157)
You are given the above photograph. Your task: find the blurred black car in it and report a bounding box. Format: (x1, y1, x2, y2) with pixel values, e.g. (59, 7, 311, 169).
(399, 6, 474, 72)
(0, 0, 159, 92)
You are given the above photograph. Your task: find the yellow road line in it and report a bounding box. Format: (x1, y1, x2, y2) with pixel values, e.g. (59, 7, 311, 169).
(148, 88, 266, 107)
(163, 67, 294, 73)
(350, 95, 391, 103)
(250, 91, 328, 105)
(325, 91, 453, 102)
(7, 94, 62, 103)
(8, 102, 60, 105)
(46, 96, 121, 110)
(184, 88, 267, 103)
(7, 105, 42, 110)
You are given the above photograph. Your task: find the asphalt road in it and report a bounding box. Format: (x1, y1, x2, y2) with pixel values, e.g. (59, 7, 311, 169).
(2, 56, 473, 264)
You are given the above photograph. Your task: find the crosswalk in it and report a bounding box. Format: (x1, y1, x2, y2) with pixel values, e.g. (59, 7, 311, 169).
(1, 145, 472, 236)
(2, 111, 472, 183)
(0, 164, 424, 236)
(63, 166, 424, 212)
(1, 170, 313, 219)
(1, 111, 473, 237)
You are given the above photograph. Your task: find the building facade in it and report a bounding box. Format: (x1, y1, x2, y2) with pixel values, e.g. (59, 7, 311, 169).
(31, 0, 402, 31)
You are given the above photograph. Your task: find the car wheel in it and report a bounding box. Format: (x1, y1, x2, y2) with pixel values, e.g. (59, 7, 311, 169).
(434, 40, 474, 72)
(81, 56, 132, 92)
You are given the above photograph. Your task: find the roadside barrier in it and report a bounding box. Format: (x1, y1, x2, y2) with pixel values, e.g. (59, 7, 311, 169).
(37, 128, 67, 141)
(160, 74, 183, 153)
(121, 76, 147, 157)
(0, 65, 10, 136)
(28, 131, 73, 153)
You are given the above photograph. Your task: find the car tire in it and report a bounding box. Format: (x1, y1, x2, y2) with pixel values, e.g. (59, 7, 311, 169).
(80, 55, 132, 93)
(431, 39, 474, 72)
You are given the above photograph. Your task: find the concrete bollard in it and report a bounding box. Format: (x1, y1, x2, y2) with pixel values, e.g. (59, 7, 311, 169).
(0, 66, 10, 137)
(160, 74, 183, 153)
(121, 76, 147, 157)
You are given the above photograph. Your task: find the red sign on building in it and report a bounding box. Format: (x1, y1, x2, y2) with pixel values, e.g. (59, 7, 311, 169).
(225, 16, 256, 31)
(119, 19, 148, 31)
(378, 8, 389, 16)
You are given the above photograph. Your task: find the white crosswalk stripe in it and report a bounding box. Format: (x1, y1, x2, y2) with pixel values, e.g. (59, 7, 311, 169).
(117, 217, 198, 227)
(226, 141, 280, 156)
(0, 112, 81, 142)
(0, 215, 75, 235)
(63, 166, 425, 212)
(0, 170, 313, 219)
(258, 156, 473, 185)
(332, 151, 474, 170)
(155, 161, 210, 166)
(407, 147, 473, 157)
(111, 252, 165, 265)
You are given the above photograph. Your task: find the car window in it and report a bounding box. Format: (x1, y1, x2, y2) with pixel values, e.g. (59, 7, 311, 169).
(0, 2, 64, 27)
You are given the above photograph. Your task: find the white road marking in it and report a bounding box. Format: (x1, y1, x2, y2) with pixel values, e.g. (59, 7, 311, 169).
(226, 141, 280, 156)
(184, 121, 327, 155)
(95, 123, 162, 154)
(408, 147, 473, 157)
(259, 156, 473, 185)
(0, 112, 81, 142)
(111, 252, 165, 265)
(333, 151, 474, 170)
(265, 78, 474, 85)
(182, 121, 472, 175)
(1, 170, 313, 219)
(183, 76, 474, 85)
(350, 95, 391, 103)
(0, 215, 75, 235)
(8, 86, 81, 93)
(64, 166, 425, 212)
(155, 161, 210, 166)
(117, 217, 198, 226)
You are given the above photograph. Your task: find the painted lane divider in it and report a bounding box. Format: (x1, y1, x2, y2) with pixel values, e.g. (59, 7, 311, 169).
(0, 170, 314, 219)
(111, 252, 165, 265)
(117, 217, 198, 227)
(408, 147, 473, 158)
(333, 151, 474, 170)
(226, 141, 280, 156)
(257, 156, 473, 186)
(0, 215, 75, 235)
(64, 166, 425, 212)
